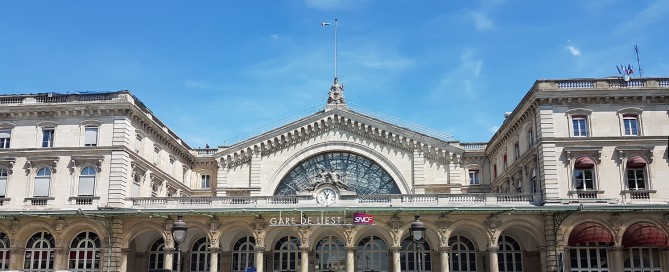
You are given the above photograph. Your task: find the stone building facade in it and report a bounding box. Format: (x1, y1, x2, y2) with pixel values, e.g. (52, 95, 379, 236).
(0, 77, 667, 272)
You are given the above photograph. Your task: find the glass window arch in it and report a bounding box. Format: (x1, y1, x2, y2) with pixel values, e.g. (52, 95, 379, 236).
(273, 235, 301, 272)
(448, 235, 477, 272)
(79, 166, 97, 196)
(275, 152, 400, 195)
(190, 237, 210, 272)
(0, 168, 8, 198)
(34, 167, 52, 197)
(0, 232, 9, 270)
(315, 235, 345, 272)
(232, 236, 256, 272)
(498, 235, 522, 272)
(148, 238, 166, 270)
(24, 232, 55, 271)
(400, 235, 432, 272)
(68, 231, 101, 271)
(356, 235, 388, 272)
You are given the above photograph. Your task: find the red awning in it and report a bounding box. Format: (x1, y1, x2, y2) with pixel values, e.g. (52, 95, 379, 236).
(568, 223, 614, 246)
(622, 223, 668, 247)
(627, 156, 647, 167)
(574, 157, 595, 168)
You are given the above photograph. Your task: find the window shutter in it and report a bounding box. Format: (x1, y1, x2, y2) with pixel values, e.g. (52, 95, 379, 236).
(84, 127, 98, 146)
(0, 177, 6, 197)
(79, 176, 95, 196)
(0, 130, 10, 138)
(34, 177, 50, 197)
(132, 182, 140, 197)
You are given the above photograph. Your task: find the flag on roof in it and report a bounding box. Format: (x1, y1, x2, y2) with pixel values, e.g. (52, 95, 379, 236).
(321, 22, 331, 26)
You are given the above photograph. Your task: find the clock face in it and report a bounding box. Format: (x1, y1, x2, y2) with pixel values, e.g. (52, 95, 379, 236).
(317, 188, 337, 205)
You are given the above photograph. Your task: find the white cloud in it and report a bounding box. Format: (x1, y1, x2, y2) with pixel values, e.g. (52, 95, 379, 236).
(470, 11, 493, 30)
(430, 50, 485, 100)
(566, 46, 582, 56)
(271, 34, 279, 40)
(488, 125, 500, 134)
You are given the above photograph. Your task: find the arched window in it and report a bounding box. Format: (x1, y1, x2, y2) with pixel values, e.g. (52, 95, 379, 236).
(232, 236, 255, 272)
(34, 167, 52, 197)
(273, 235, 300, 272)
(400, 235, 432, 272)
(498, 236, 522, 272)
(0, 233, 9, 269)
(148, 238, 166, 270)
(68, 232, 101, 271)
(621, 222, 666, 272)
(448, 235, 477, 272)
(573, 157, 595, 191)
(356, 235, 388, 272)
(0, 168, 8, 198)
(190, 237, 210, 272)
(568, 223, 613, 272)
(275, 152, 400, 196)
(79, 166, 97, 196)
(626, 156, 648, 190)
(24, 232, 55, 271)
(315, 235, 345, 272)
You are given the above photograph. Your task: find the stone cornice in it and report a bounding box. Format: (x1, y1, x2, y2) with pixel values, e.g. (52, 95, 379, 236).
(215, 109, 464, 167)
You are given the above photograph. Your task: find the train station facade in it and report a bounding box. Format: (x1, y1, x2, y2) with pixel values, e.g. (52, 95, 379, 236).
(0, 77, 668, 271)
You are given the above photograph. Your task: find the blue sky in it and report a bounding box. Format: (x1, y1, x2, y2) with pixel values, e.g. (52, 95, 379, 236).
(1, 0, 667, 147)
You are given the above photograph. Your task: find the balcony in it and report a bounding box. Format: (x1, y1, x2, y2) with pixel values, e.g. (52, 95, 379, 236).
(130, 193, 540, 209)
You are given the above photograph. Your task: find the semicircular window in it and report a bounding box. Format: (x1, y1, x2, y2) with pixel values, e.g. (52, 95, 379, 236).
(275, 152, 400, 195)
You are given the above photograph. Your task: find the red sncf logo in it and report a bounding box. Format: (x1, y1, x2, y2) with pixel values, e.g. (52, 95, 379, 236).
(353, 212, 374, 225)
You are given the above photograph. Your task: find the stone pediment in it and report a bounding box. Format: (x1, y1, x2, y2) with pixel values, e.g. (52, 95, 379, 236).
(214, 108, 464, 167)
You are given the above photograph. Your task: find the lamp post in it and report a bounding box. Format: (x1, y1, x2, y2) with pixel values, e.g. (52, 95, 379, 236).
(409, 214, 426, 272)
(172, 215, 188, 272)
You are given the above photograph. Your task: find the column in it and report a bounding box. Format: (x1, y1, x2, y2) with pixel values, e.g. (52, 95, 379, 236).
(609, 246, 624, 272)
(300, 246, 309, 272)
(346, 246, 355, 272)
(661, 248, 669, 272)
(54, 247, 67, 271)
(487, 245, 499, 272)
(439, 246, 450, 272)
(119, 248, 129, 272)
(9, 248, 24, 271)
(210, 247, 220, 272)
(255, 246, 265, 272)
(164, 247, 174, 271)
(391, 246, 401, 272)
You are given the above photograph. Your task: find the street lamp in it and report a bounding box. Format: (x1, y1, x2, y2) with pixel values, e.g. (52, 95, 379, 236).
(409, 214, 426, 272)
(172, 215, 188, 272)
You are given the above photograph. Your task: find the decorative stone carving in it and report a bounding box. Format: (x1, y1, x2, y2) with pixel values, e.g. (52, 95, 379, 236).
(209, 218, 221, 231)
(254, 216, 267, 231)
(8, 218, 20, 234)
(52, 218, 67, 232)
(210, 247, 221, 253)
(386, 216, 404, 232)
(435, 215, 453, 230)
(607, 213, 625, 231)
(254, 246, 265, 253)
(484, 216, 502, 230)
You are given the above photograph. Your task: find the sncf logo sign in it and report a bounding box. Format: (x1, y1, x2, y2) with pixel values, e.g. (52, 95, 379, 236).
(352, 212, 374, 225)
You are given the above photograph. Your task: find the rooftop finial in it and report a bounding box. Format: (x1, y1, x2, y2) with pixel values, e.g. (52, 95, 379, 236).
(322, 19, 346, 111)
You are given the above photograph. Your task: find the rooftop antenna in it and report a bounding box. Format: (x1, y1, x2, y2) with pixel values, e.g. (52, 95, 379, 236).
(634, 45, 643, 78)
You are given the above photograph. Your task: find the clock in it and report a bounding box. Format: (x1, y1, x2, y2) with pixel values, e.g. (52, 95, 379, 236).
(317, 188, 337, 205)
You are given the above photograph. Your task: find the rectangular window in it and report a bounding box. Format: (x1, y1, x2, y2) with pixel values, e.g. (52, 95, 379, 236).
(527, 129, 534, 147)
(0, 176, 7, 197)
(34, 176, 50, 197)
(0, 130, 10, 149)
(493, 165, 498, 178)
(623, 115, 639, 136)
(153, 147, 160, 165)
(201, 174, 211, 188)
(572, 116, 588, 137)
(503, 154, 508, 169)
(135, 135, 143, 153)
(78, 176, 95, 196)
(468, 170, 480, 185)
(627, 169, 646, 190)
(84, 127, 98, 146)
(42, 128, 55, 147)
(513, 143, 520, 160)
(574, 169, 594, 190)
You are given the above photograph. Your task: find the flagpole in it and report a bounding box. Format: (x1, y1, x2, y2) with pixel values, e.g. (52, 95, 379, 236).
(334, 18, 338, 80)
